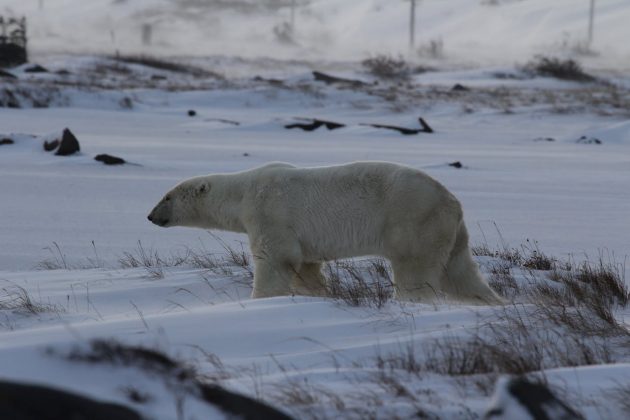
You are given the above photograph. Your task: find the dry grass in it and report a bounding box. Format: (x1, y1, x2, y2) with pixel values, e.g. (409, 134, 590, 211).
(374, 243, 629, 380)
(522, 55, 595, 82)
(0, 283, 63, 315)
(36, 236, 253, 281)
(117, 236, 253, 280)
(271, 378, 344, 411)
(376, 303, 622, 380)
(487, 260, 519, 299)
(324, 258, 393, 308)
(362, 55, 411, 81)
(36, 241, 70, 270)
(532, 256, 629, 335)
(36, 241, 104, 271)
(119, 240, 187, 270)
(609, 382, 630, 414)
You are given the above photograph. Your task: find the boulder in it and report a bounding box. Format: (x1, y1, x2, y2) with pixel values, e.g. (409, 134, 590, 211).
(55, 128, 80, 156)
(484, 376, 583, 419)
(0, 380, 142, 420)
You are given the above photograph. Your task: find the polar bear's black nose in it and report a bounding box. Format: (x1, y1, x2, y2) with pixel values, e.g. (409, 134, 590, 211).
(147, 214, 153, 222)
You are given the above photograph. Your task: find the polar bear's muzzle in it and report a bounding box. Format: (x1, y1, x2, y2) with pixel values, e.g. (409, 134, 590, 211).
(148, 214, 170, 227)
(147, 206, 170, 227)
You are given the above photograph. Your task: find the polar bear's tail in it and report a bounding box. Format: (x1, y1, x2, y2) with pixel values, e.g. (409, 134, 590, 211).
(443, 221, 505, 305)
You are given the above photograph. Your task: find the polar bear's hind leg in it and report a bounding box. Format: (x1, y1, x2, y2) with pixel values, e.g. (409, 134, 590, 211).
(388, 207, 459, 302)
(390, 258, 446, 301)
(442, 221, 505, 305)
(291, 262, 327, 297)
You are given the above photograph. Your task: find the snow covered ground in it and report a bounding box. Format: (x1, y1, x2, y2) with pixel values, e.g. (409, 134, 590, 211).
(1, 2, 630, 417)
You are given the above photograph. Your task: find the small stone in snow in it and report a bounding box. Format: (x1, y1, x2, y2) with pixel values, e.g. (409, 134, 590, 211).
(43, 139, 60, 152)
(24, 64, 49, 73)
(95, 154, 126, 165)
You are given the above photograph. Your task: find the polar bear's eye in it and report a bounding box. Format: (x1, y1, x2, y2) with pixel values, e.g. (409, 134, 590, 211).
(165, 196, 171, 202)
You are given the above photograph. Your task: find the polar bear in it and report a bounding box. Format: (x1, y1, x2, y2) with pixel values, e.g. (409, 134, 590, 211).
(148, 162, 503, 304)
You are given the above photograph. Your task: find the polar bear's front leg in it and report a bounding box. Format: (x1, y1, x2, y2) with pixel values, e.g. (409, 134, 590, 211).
(249, 231, 303, 298)
(251, 257, 294, 298)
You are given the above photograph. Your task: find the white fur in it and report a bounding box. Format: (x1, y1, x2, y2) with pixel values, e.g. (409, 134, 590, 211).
(148, 162, 503, 304)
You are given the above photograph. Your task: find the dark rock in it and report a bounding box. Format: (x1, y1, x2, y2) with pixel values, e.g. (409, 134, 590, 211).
(55, 69, 71, 76)
(24, 64, 49, 73)
(95, 154, 126, 165)
(0, 43, 27, 68)
(188, 109, 197, 117)
(485, 377, 584, 420)
(312, 71, 367, 87)
(359, 117, 433, 135)
(533, 137, 555, 142)
(448, 161, 463, 169)
(66, 339, 294, 420)
(285, 118, 345, 132)
(43, 139, 59, 152)
(0, 138, 14, 145)
(452, 83, 469, 91)
(243, 152, 250, 157)
(55, 128, 80, 156)
(0, 69, 17, 79)
(198, 382, 293, 420)
(206, 118, 240, 126)
(252, 76, 284, 86)
(418, 117, 434, 133)
(0, 380, 142, 420)
(119, 97, 133, 109)
(576, 135, 602, 144)
(150, 74, 167, 81)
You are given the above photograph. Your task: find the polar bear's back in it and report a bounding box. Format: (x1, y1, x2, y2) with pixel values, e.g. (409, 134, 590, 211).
(246, 162, 458, 260)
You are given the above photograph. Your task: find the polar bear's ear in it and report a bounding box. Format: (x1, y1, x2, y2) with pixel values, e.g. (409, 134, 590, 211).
(197, 183, 210, 195)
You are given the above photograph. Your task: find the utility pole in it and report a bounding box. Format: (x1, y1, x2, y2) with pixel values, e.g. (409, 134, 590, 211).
(587, 0, 595, 46)
(290, 0, 296, 34)
(409, 0, 416, 49)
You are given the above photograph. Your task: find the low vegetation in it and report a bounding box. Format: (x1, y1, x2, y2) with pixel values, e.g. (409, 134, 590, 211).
(19, 237, 630, 417)
(522, 55, 595, 82)
(362, 54, 411, 81)
(0, 283, 63, 315)
(324, 258, 393, 308)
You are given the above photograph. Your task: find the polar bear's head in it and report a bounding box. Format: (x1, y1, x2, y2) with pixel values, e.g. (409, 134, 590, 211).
(148, 177, 211, 228)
